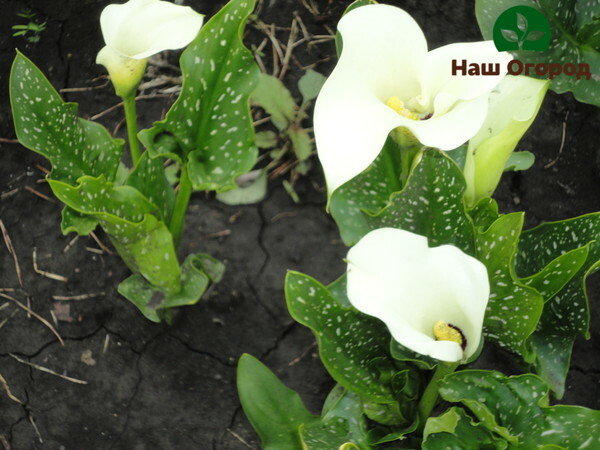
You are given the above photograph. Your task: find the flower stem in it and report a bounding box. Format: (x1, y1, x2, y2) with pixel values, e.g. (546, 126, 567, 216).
(123, 94, 142, 166)
(391, 128, 422, 185)
(416, 362, 459, 434)
(170, 165, 193, 248)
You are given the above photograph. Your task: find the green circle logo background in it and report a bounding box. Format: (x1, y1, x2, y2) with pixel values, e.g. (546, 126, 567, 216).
(493, 6, 551, 52)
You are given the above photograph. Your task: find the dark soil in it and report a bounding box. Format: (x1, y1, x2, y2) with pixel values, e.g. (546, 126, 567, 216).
(0, 0, 598, 449)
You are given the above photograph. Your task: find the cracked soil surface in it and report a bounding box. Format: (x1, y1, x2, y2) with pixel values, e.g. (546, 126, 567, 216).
(1, 0, 599, 449)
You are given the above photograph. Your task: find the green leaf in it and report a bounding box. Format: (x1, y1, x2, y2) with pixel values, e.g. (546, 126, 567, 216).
(126, 152, 176, 225)
(516, 213, 600, 396)
(469, 197, 500, 232)
(237, 354, 317, 450)
(285, 271, 395, 403)
(329, 137, 403, 246)
(139, 0, 260, 192)
(118, 253, 223, 322)
(504, 151, 535, 171)
(476, 0, 600, 107)
(475, 213, 544, 361)
(299, 386, 372, 449)
(298, 69, 327, 107)
(10, 52, 122, 185)
(389, 341, 436, 371)
(60, 207, 99, 236)
(252, 72, 297, 131)
(322, 386, 370, 444)
(282, 179, 300, 203)
(423, 407, 507, 450)
(289, 126, 313, 161)
(255, 130, 278, 148)
(49, 176, 181, 293)
(367, 150, 475, 254)
(439, 370, 600, 449)
(215, 169, 267, 205)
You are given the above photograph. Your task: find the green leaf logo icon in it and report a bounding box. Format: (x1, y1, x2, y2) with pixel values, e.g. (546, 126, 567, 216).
(493, 6, 551, 52)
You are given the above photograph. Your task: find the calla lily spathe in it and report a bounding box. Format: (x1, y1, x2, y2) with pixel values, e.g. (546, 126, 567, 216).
(97, 0, 204, 97)
(346, 228, 489, 362)
(314, 4, 512, 194)
(463, 75, 549, 206)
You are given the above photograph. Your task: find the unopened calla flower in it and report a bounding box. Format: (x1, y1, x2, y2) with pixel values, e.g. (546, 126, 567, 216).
(463, 75, 549, 206)
(314, 4, 511, 194)
(97, 0, 204, 97)
(346, 228, 489, 362)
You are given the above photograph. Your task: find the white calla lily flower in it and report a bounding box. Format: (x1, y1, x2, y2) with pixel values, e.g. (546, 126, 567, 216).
(346, 228, 489, 362)
(314, 4, 512, 194)
(97, 0, 204, 97)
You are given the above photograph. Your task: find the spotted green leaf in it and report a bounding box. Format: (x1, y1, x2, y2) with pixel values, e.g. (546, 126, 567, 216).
(118, 253, 224, 322)
(285, 271, 395, 403)
(319, 386, 370, 449)
(126, 152, 176, 225)
(475, 213, 544, 361)
(439, 370, 600, 449)
(516, 213, 600, 396)
(237, 354, 318, 450)
(423, 406, 507, 450)
(476, 0, 600, 107)
(301, 421, 365, 450)
(367, 150, 475, 254)
(139, 0, 259, 192)
(49, 176, 180, 293)
(10, 51, 123, 185)
(10, 52, 123, 236)
(329, 136, 403, 245)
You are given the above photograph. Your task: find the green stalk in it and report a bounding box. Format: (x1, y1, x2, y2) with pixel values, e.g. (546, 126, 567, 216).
(391, 128, 422, 185)
(123, 94, 142, 166)
(170, 165, 193, 248)
(416, 362, 459, 434)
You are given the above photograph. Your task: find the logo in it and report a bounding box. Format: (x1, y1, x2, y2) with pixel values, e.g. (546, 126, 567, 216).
(493, 6, 551, 52)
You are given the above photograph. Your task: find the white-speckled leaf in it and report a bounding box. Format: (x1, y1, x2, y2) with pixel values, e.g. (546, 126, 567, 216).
(139, 0, 259, 192)
(49, 176, 181, 293)
(300, 420, 365, 450)
(476, 0, 600, 107)
(329, 136, 403, 245)
(118, 253, 223, 322)
(475, 213, 544, 361)
(519, 245, 590, 301)
(319, 386, 370, 449)
(367, 150, 475, 254)
(423, 406, 506, 450)
(516, 213, 600, 396)
(285, 271, 395, 403)
(439, 370, 600, 448)
(10, 52, 122, 185)
(126, 152, 176, 225)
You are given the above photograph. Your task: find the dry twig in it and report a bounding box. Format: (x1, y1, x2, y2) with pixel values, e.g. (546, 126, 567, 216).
(33, 248, 68, 282)
(9, 354, 87, 385)
(0, 372, 23, 404)
(545, 111, 570, 169)
(0, 220, 23, 287)
(0, 293, 64, 345)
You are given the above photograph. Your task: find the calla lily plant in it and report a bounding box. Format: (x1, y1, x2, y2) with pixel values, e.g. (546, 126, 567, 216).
(314, 3, 511, 194)
(346, 227, 489, 363)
